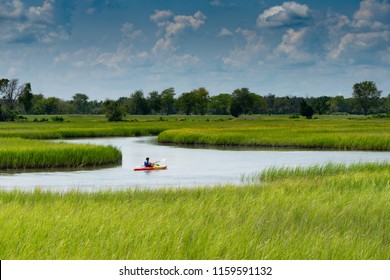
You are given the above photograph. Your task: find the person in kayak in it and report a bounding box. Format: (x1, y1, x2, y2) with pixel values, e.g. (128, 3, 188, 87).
(144, 157, 154, 167)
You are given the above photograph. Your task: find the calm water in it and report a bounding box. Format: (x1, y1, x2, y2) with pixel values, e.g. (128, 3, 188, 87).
(1, 137, 389, 192)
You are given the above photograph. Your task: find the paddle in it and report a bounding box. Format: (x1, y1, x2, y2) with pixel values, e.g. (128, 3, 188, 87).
(153, 159, 166, 165)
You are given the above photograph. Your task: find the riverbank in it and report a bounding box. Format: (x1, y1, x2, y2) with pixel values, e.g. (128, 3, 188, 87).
(1, 162, 389, 259)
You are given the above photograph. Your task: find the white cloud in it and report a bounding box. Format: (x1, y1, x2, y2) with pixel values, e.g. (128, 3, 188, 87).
(39, 25, 70, 43)
(353, 0, 390, 29)
(152, 38, 175, 55)
(329, 31, 390, 61)
(235, 28, 258, 43)
(257, 1, 311, 28)
(222, 28, 265, 68)
(27, 0, 53, 24)
(0, 0, 24, 19)
(0, 0, 71, 44)
(121, 22, 143, 40)
(326, 0, 390, 62)
(151, 10, 207, 55)
(150, 9, 174, 26)
(219, 0, 390, 69)
(275, 28, 311, 61)
(218, 27, 233, 36)
(166, 11, 207, 37)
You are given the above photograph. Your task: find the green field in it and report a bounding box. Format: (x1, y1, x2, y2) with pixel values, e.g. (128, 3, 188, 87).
(157, 115, 390, 150)
(1, 162, 389, 259)
(1, 114, 389, 149)
(0, 114, 389, 259)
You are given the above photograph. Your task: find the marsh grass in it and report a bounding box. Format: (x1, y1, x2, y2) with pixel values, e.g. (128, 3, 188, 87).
(157, 118, 390, 150)
(0, 138, 121, 169)
(2, 115, 390, 150)
(1, 162, 389, 259)
(1, 115, 389, 259)
(245, 161, 390, 183)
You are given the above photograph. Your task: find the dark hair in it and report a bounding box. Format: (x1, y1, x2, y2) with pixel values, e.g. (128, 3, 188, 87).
(146, 157, 149, 160)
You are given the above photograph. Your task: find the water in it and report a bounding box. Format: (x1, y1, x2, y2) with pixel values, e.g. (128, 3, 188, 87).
(1, 137, 389, 192)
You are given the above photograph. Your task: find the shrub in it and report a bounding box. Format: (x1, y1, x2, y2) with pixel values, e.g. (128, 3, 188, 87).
(52, 116, 64, 122)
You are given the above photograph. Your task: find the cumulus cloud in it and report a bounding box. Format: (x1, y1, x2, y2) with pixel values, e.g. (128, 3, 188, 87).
(252, 0, 390, 65)
(353, 0, 390, 29)
(222, 28, 265, 68)
(27, 0, 53, 23)
(216, 0, 390, 69)
(166, 11, 207, 37)
(218, 27, 233, 36)
(274, 28, 311, 61)
(0, 0, 24, 20)
(121, 22, 143, 40)
(327, 0, 390, 62)
(153, 37, 175, 54)
(257, 1, 311, 28)
(0, 0, 72, 44)
(150, 9, 174, 26)
(329, 31, 390, 61)
(151, 10, 207, 55)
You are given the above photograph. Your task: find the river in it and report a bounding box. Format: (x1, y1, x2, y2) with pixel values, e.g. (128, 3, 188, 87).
(1, 137, 389, 191)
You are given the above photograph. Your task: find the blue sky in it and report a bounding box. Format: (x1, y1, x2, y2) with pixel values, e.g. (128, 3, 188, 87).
(1, 0, 390, 100)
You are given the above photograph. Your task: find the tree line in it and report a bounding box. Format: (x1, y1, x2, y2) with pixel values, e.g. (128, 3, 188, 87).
(1, 78, 389, 121)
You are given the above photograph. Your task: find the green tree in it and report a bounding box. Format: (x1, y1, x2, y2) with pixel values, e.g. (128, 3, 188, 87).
(18, 83, 34, 114)
(103, 100, 126, 121)
(160, 87, 176, 115)
(0, 78, 30, 110)
(352, 81, 381, 115)
(193, 87, 210, 115)
(250, 93, 267, 114)
(385, 94, 390, 113)
(274, 97, 292, 114)
(72, 93, 89, 114)
(311, 96, 331, 115)
(148, 91, 162, 114)
(177, 91, 197, 115)
(128, 90, 149, 115)
(40, 97, 62, 114)
(264, 94, 276, 114)
(329, 96, 347, 114)
(300, 100, 314, 119)
(209, 94, 231, 115)
(230, 88, 265, 117)
(0, 103, 18, 121)
(230, 88, 253, 117)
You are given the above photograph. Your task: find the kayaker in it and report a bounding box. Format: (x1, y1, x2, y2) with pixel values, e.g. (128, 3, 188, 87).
(144, 157, 154, 167)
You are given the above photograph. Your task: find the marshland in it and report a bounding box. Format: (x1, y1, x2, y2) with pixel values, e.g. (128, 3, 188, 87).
(0, 114, 390, 259)
(1, 0, 390, 263)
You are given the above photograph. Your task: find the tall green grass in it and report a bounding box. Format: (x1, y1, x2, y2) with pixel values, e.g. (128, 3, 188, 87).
(0, 138, 121, 169)
(2, 115, 390, 150)
(245, 161, 390, 183)
(157, 118, 390, 150)
(1, 162, 389, 259)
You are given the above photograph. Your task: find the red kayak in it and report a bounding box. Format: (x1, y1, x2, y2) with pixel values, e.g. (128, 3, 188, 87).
(133, 164, 167, 171)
